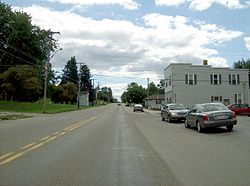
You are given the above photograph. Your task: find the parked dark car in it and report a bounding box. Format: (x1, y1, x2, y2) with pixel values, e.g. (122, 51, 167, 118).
(185, 103, 237, 132)
(227, 104, 250, 116)
(161, 103, 189, 122)
(133, 104, 144, 112)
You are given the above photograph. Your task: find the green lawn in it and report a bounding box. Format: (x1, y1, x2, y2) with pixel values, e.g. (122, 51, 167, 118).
(0, 101, 89, 114)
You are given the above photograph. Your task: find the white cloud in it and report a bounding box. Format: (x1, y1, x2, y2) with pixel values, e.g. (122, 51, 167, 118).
(155, 0, 185, 7)
(244, 37, 250, 51)
(155, 0, 246, 11)
(47, 0, 140, 10)
(100, 83, 128, 99)
(20, 6, 243, 97)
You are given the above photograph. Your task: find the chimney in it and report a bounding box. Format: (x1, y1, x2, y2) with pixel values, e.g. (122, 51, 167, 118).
(203, 59, 208, 65)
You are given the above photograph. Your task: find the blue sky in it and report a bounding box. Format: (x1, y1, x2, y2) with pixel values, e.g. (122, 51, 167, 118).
(4, 0, 250, 98)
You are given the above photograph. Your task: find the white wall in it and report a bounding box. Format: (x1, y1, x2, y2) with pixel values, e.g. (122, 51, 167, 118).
(164, 63, 249, 108)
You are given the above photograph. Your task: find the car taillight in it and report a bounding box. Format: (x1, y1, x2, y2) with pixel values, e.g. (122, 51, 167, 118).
(233, 112, 236, 118)
(203, 115, 209, 121)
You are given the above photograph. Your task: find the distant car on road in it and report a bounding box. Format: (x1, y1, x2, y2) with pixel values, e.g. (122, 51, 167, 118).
(117, 102, 121, 106)
(161, 103, 188, 122)
(185, 103, 237, 132)
(227, 104, 250, 116)
(133, 104, 144, 112)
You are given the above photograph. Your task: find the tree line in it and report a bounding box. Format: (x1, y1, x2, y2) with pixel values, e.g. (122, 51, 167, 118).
(121, 80, 164, 104)
(0, 2, 114, 104)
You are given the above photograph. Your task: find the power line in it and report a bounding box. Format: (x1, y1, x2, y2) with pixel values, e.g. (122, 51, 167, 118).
(0, 41, 40, 62)
(0, 48, 41, 67)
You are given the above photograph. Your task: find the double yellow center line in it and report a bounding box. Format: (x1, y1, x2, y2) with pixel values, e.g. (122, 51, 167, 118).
(0, 115, 98, 166)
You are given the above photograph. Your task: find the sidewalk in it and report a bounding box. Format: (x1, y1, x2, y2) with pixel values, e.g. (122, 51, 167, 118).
(144, 108, 161, 115)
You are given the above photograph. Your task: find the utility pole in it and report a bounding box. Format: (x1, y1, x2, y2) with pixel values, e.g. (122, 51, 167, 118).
(77, 62, 84, 109)
(92, 79, 97, 105)
(147, 78, 149, 97)
(97, 82, 100, 104)
(43, 31, 61, 114)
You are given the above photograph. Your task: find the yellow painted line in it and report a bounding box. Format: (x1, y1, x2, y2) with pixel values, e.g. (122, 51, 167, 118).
(58, 131, 66, 136)
(21, 142, 37, 150)
(40, 136, 51, 141)
(54, 131, 60, 135)
(0, 143, 44, 166)
(63, 124, 79, 131)
(0, 152, 15, 161)
(44, 136, 58, 143)
(0, 152, 25, 165)
(68, 125, 81, 131)
(26, 142, 44, 151)
(0, 115, 101, 166)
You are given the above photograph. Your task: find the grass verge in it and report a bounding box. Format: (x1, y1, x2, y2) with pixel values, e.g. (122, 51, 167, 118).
(0, 101, 89, 114)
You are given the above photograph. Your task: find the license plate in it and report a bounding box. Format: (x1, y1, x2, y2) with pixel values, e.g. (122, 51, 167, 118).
(215, 115, 228, 120)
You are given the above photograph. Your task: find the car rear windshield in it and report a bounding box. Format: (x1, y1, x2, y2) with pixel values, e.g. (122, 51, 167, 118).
(201, 104, 228, 112)
(169, 104, 186, 110)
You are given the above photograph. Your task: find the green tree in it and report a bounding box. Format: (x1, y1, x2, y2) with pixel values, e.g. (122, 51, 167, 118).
(121, 82, 147, 104)
(234, 58, 250, 70)
(80, 64, 94, 102)
(98, 87, 114, 102)
(121, 91, 127, 103)
(61, 56, 78, 84)
(0, 65, 42, 102)
(148, 82, 158, 96)
(62, 83, 77, 104)
(0, 2, 59, 102)
(51, 85, 64, 104)
(157, 79, 165, 94)
(51, 83, 77, 104)
(0, 2, 58, 73)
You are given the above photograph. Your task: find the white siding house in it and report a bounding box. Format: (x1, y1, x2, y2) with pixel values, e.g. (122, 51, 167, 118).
(144, 95, 165, 110)
(164, 63, 250, 108)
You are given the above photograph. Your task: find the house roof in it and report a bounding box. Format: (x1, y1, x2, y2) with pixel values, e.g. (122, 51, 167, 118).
(144, 94, 165, 100)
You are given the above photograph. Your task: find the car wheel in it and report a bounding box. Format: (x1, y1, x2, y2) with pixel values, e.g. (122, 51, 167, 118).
(184, 120, 190, 128)
(167, 114, 172, 123)
(162, 117, 165, 121)
(226, 125, 233, 131)
(197, 121, 203, 133)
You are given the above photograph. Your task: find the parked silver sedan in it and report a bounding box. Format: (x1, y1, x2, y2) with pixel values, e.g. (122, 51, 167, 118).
(185, 103, 237, 132)
(161, 103, 189, 122)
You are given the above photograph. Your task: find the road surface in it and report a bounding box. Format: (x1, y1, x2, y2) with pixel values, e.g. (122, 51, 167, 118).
(0, 104, 250, 185)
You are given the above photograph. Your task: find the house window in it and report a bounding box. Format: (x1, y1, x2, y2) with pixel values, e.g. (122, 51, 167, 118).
(235, 94, 242, 104)
(185, 74, 188, 84)
(211, 96, 222, 102)
(229, 74, 240, 85)
(169, 75, 171, 86)
(185, 74, 197, 85)
(210, 74, 222, 85)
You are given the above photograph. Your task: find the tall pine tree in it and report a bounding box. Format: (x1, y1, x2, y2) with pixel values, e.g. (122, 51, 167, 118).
(61, 56, 78, 84)
(80, 64, 94, 102)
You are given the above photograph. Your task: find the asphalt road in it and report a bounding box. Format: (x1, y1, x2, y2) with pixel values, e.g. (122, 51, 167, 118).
(0, 104, 250, 186)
